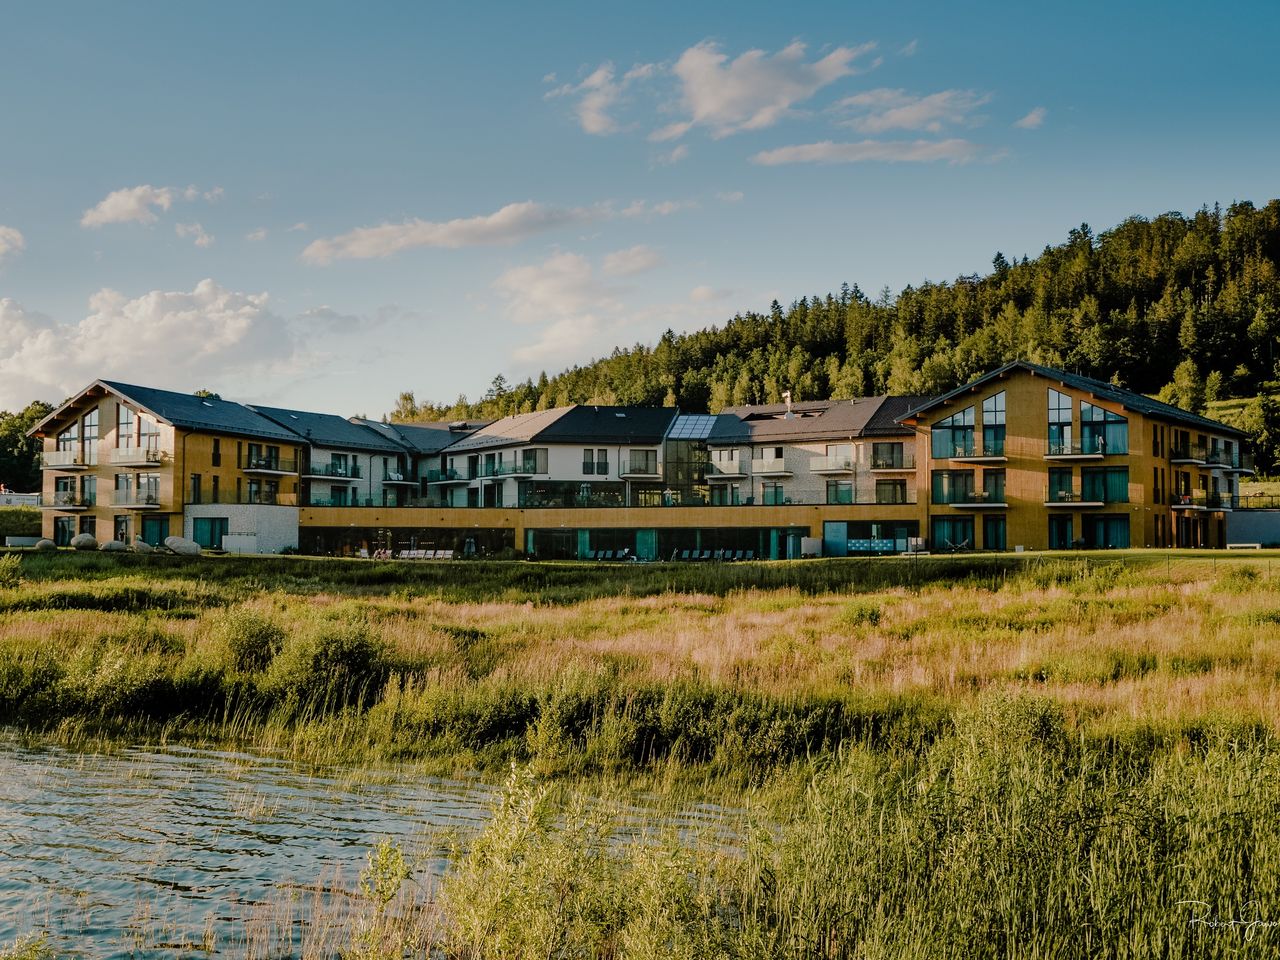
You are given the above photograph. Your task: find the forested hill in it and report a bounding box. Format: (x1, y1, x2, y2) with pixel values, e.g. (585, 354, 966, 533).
(392, 200, 1280, 424)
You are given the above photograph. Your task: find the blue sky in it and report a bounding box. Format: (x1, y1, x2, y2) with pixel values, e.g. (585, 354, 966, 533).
(1, 0, 1276, 415)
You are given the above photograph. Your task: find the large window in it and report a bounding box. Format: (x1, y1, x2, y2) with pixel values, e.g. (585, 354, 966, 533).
(1049, 516, 1074, 550)
(81, 409, 99, 465)
(932, 406, 975, 458)
(56, 425, 77, 453)
(983, 515, 1007, 551)
(1048, 389, 1072, 454)
(628, 449, 658, 474)
(983, 469, 1006, 504)
(824, 443, 852, 469)
(53, 516, 75, 546)
(1048, 467, 1073, 501)
(1083, 515, 1130, 549)
(931, 469, 975, 504)
(931, 516, 974, 550)
(1080, 402, 1128, 455)
(872, 442, 906, 469)
(981, 392, 1006, 456)
(762, 482, 786, 505)
(193, 517, 229, 550)
(139, 414, 160, 450)
(81, 476, 96, 506)
(521, 448, 550, 474)
(116, 406, 134, 448)
(583, 448, 608, 475)
(1082, 466, 1129, 503)
(876, 479, 909, 504)
(825, 480, 853, 504)
(137, 473, 161, 505)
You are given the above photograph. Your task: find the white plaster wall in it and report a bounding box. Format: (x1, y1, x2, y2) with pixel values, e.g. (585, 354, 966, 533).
(184, 504, 299, 554)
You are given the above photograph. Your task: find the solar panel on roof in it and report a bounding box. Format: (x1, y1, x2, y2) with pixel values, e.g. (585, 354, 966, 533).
(667, 415, 718, 439)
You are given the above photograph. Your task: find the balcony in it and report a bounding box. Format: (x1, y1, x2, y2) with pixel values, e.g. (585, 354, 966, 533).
(478, 461, 536, 479)
(871, 453, 916, 471)
(425, 468, 471, 485)
(191, 492, 299, 507)
(751, 457, 792, 477)
(1044, 439, 1105, 460)
(810, 455, 855, 474)
(39, 492, 93, 510)
(41, 451, 92, 470)
(620, 460, 662, 480)
(936, 489, 1007, 508)
(107, 447, 166, 467)
(1204, 446, 1233, 468)
(1229, 451, 1256, 474)
(706, 458, 746, 480)
(382, 470, 418, 486)
(112, 492, 164, 509)
(240, 456, 298, 475)
(1043, 488, 1104, 508)
(1170, 492, 1232, 511)
(302, 462, 362, 480)
(946, 442, 1007, 464)
(1170, 443, 1208, 465)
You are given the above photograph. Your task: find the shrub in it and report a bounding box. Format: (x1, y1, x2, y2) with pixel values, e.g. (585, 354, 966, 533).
(263, 622, 389, 712)
(0, 554, 21, 589)
(213, 608, 285, 672)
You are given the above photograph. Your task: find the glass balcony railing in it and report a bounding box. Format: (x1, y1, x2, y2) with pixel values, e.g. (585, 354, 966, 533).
(479, 461, 538, 478)
(112, 491, 164, 507)
(40, 451, 91, 469)
(39, 492, 94, 508)
(382, 469, 416, 483)
(240, 456, 298, 473)
(811, 455, 854, 472)
(752, 457, 790, 474)
(871, 452, 916, 470)
(1045, 438, 1106, 457)
(189, 492, 300, 507)
(1170, 443, 1208, 463)
(425, 468, 470, 483)
(107, 447, 167, 466)
(1171, 491, 1232, 509)
(706, 459, 745, 477)
(303, 462, 362, 479)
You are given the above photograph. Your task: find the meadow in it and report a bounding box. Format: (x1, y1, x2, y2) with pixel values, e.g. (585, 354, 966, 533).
(2, 549, 1279, 958)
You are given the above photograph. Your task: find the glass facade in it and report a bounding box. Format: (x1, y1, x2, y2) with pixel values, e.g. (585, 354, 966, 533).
(932, 406, 975, 458)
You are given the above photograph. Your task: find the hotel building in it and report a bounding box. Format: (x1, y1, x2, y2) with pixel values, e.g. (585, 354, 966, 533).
(30, 362, 1258, 557)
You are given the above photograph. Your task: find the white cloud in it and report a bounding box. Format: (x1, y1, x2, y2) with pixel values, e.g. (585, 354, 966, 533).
(80, 185, 175, 227)
(657, 39, 877, 140)
(246, 227, 268, 242)
(617, 198, 692, 218)
(900, 39, 918, 56)
(301, 201, 593, 264)
(655, 143, 689, 165)
(603, 245, 662, 277)
(0, 280, 298, 410)
(175, 222, 214, 248)
(1015, 106, 1047, 129)
(288, 222, 309, 232)
(751, 138, 983, 165)
(837, 88, 990, 133)
(0, 225, 25, 263)
(716, 190, 744, 204)
(690, 285, 732, 303)
(547, 60, 658, 135)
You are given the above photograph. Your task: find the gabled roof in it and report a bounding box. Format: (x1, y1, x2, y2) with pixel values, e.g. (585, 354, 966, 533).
(351, 418, 490, 456)
(29, 380, 305, 443)
(250, 405, 405, 454)
(441, 405, 678, 454)
(898, 360, 1245, 436)
(711, 397, 910, 444)
(865, 396, 933, 435)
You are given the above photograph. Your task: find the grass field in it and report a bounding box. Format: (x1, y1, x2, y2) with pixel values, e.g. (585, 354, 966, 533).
(2, 549, 1279, 957)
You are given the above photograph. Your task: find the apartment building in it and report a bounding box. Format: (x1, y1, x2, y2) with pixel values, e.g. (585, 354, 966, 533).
(32, 380, 305, 552)
(899, 361, 1251, 550)
(32, 363, 1254, 557)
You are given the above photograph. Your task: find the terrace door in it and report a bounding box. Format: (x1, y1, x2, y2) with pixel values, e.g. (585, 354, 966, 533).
(141, 516, 168, 547)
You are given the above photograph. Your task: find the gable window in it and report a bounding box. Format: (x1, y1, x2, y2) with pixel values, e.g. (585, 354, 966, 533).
(116, 406, 134, 448)
(932, 406, 975, 458)
(1081, 402, 1128, 455)
(56, 425, 78, 454)
(139, 414, 160, 450)
(81, 409, 99, 465)
(1048, 390, 1072, 454)
(981, 392, 1006, 456)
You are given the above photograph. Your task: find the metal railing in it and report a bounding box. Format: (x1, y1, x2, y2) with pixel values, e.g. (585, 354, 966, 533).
(1046, 438, 1106, 457)
(190, 492, 299, 507)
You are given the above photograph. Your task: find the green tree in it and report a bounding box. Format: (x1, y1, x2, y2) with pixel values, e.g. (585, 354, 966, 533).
(0, 401, 55, 491)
